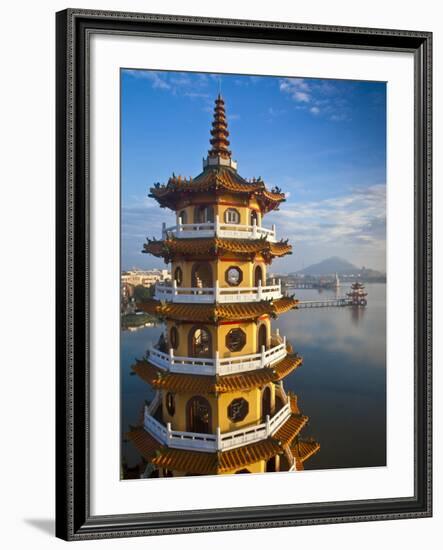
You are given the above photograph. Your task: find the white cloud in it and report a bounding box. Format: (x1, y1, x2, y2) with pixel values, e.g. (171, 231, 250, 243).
(124, 69, 171, 90)
(267, 184, 386, 266)
(123, 69, 214, 109)
(280, 78, 311, 102)
(279, 77, 350, 121)
(295, 91, 310, 103)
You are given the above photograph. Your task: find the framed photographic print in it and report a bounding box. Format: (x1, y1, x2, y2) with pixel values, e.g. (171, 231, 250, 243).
(55, 9, 432, 540)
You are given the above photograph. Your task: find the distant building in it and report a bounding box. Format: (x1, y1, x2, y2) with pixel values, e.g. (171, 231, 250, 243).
(121, 268, 171, 288)
(346, 281, 368, 306)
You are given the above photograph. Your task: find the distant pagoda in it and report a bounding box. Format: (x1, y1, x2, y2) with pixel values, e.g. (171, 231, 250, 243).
(346, 281, 368, 306)
(127, 95, 319, 477)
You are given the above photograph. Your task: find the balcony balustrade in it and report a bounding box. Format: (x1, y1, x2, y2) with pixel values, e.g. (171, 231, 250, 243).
(155, 279, 282, 304)
(162, 215, 276, 242)
(148, 337, 287, 376)
(144, 400, 291, 453)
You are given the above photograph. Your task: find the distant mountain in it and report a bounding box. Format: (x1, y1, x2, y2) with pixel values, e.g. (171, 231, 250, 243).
(294, 256, 359, 276)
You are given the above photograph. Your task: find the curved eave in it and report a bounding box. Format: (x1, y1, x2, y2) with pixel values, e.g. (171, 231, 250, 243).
(127, 411, 308, 475)
(291, 440, 321, 465)
(132, 354, 303, 394)
(142, 237, 292, 261)
(149, 169, 285, 213)
(137, 296, 298, 323)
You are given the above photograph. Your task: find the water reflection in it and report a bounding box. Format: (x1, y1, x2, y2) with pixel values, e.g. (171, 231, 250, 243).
(121, 283, 386, 472)
(350, 305, 366, 325)
(275, 282, 386, 470)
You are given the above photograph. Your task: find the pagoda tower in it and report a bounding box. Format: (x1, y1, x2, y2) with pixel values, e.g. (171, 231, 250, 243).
(346, 281, 368, 306)
(127, 95, 319, 476)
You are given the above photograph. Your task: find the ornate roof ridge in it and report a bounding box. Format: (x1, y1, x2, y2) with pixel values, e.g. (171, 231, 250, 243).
(142, 236, 292, 261)
(132, 353, 302, 393)
(127, 410, 309, 475)
(136, 295, 298, 323)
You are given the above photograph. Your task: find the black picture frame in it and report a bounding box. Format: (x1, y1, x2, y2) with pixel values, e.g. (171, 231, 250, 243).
(55, 8, 432, 541)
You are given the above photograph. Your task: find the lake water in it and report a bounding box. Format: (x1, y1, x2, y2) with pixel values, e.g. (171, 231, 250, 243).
(121, 282, 386, 471)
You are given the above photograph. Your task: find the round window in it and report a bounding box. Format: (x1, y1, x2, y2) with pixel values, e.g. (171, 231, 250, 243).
(226, 328, 246, 352)
(225, 266, 242, 286)
(228, 398, 249, 422)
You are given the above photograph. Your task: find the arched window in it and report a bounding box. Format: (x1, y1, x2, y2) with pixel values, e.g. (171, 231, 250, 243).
(224, 208, 240, 224)
(188, 326, 212, 358)
(254, 265, 263, 287)
(235, 469, 251, 474)
(191, 262, 212, 288)
(178, 210, 187, 225)
(257, 323, 268, 352)
(262, 386, 271, 422)
(250, 210, 259, 226)
(186, 396, 212, 434)
(174, 266, 183, 287)
(225, 266, 242, 286)
(166, 392, 175, 416)
(170, 326, 179, 349)
(194, 205, 214, 224)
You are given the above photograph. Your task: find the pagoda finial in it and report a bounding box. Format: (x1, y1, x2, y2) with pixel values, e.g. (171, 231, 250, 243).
(203, 95, 238, 170)
(208, 95, 231, 160)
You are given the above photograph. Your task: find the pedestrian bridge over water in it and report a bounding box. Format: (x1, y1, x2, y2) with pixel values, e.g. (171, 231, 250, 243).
(297, 298, 350, 308)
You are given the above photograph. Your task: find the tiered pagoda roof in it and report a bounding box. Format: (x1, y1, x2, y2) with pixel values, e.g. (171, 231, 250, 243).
(132, 354, 302, 394)
(137, 295, 298, 323)
(149, 95, 285, 213)
(208, 94, 231, 159)
(126, 93, 320, 476)
(143, 237, 292, 262)
(127, 427, 282, 475)
(291, 440, 321, 470)
(350, 281, 365, 289)
(149, 170, 285, 213)
(127, 401, 309, 475)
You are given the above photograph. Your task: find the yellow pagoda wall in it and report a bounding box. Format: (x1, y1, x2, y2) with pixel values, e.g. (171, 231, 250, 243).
(166, 317, 272, 357)
(162, 459, 267, 477)
(170, 258, 267, 289)
(174, 195, 263, 227)
(216, 318, 271, 357)
(222, 460, 266, 475)
(162, 383, 276, 433)
(215, 259, 267, 288)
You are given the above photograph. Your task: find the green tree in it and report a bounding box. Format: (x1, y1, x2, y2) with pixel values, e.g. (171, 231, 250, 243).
(133, 284, 154, 303)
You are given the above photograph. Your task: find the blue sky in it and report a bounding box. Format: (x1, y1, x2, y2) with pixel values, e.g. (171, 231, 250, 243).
(121, 69, 386, 273)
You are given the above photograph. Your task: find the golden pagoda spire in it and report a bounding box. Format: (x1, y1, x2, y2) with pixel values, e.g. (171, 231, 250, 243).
(202, 95, 238, 170)
(208, 94, 231, 160)
(127, 93, 320, 479)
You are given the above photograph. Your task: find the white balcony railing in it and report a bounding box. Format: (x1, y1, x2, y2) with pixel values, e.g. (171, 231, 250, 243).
(146, 392, 162, 415)
(162, 215, 276, 242)
(148, 338, 287, 376)
(144, 401, 291, 453)
(155, 279, 282, 304)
